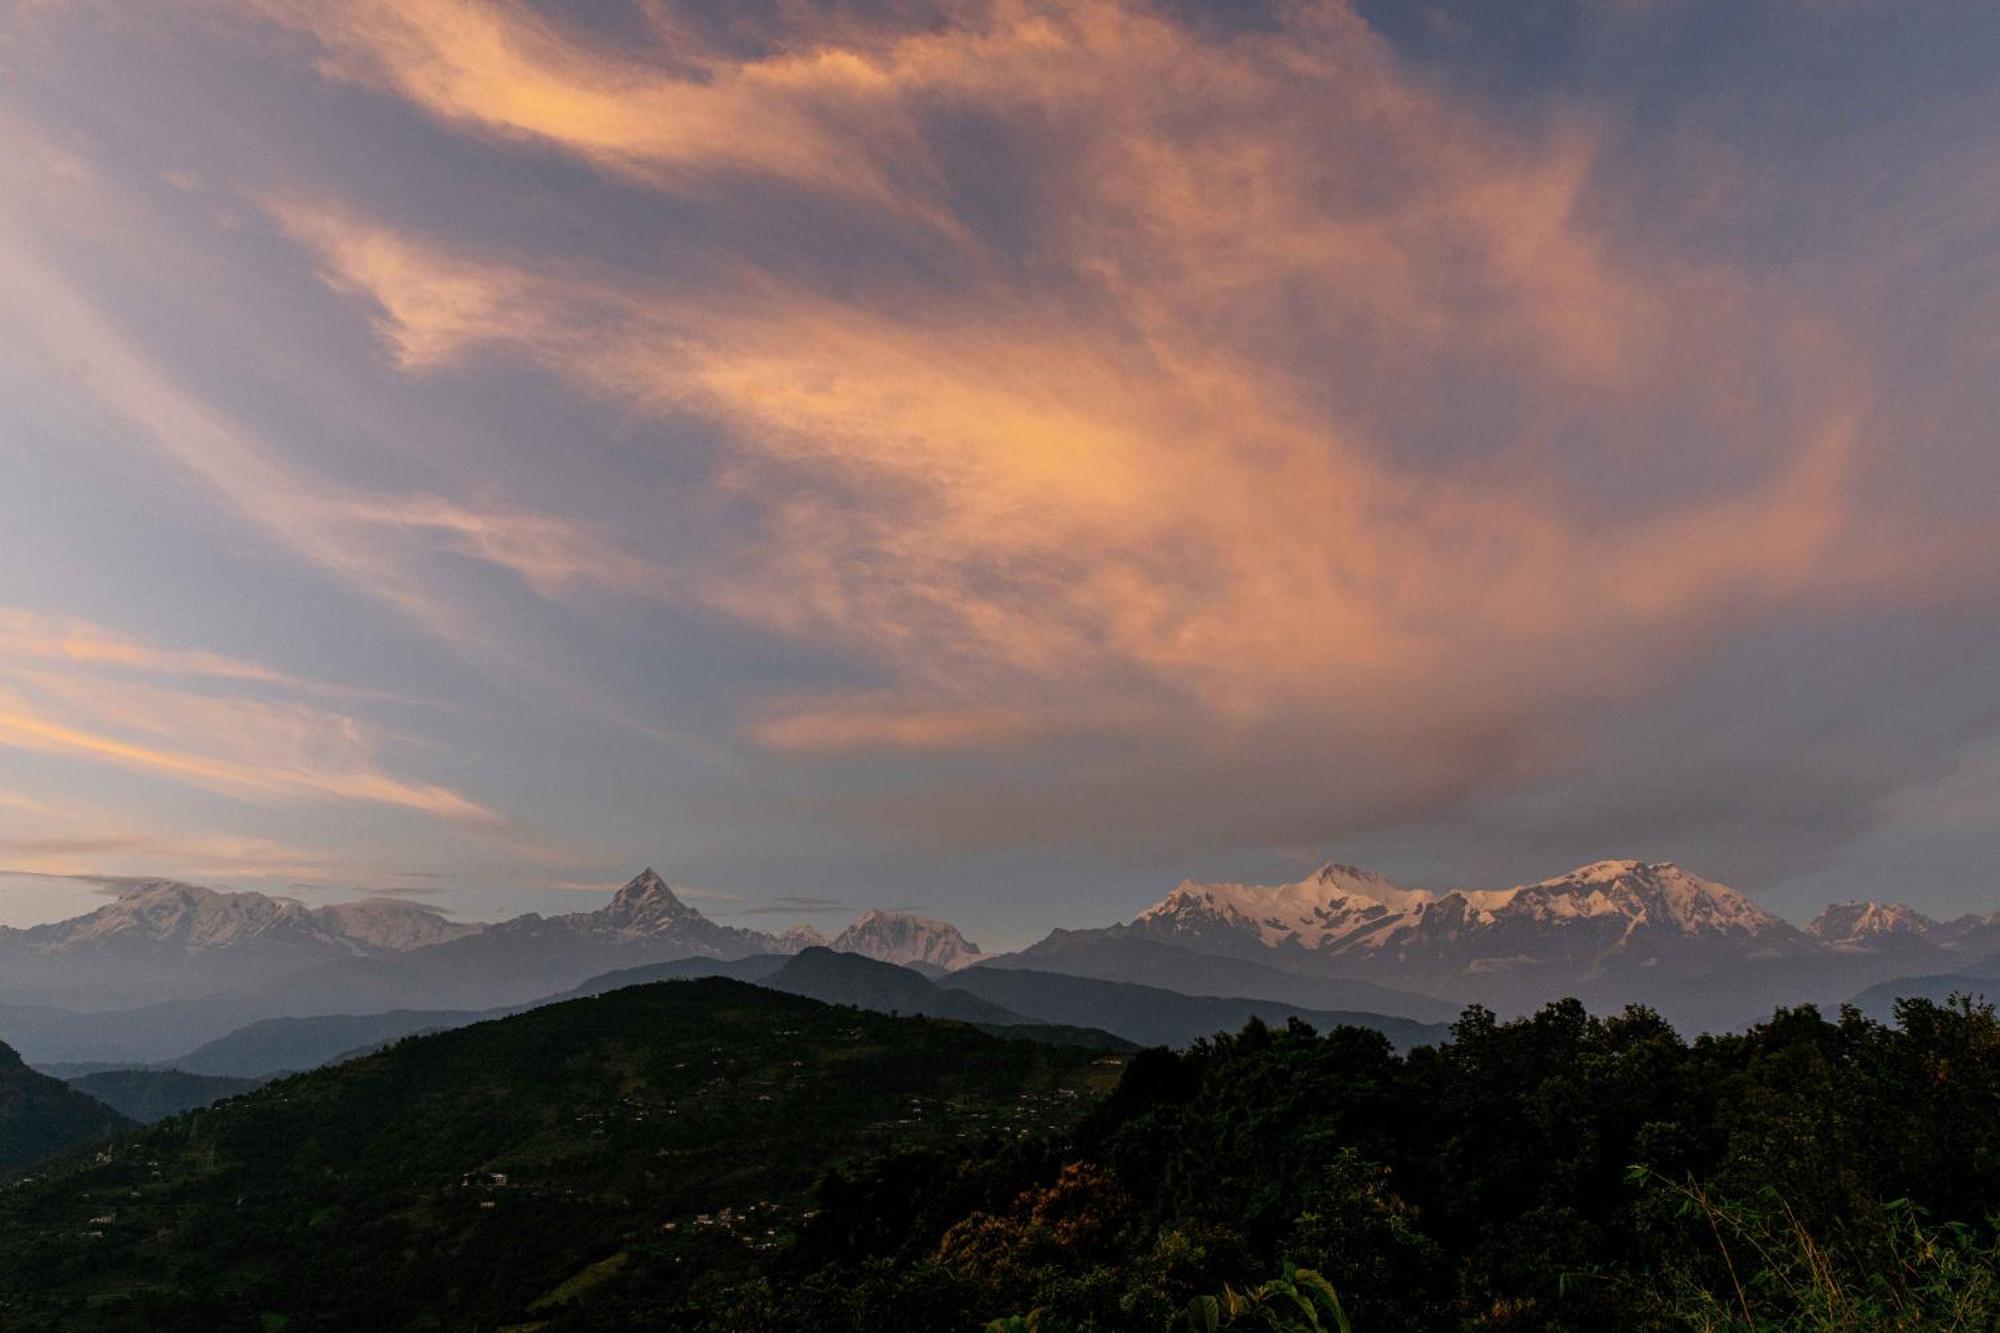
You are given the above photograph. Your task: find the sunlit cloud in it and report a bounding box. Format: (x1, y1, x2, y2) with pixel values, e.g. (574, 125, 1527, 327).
(0, 824, 335, 884)
(0, 787, 60, 817)
(750, 696, 1049, 754)
(741, 895, 850, 916)
(0, 611, 499, 822)
(225, 0, 993, 230)
(333, 495, 664, 599)
(260, 50, 1887, 775)
(0, 0, 1996, 918)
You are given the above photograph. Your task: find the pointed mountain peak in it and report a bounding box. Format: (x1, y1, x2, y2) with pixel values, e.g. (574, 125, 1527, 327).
(607, 868, 687, 909)
(618, 867, 672, 898)
(1307, 861, 1393, 886)
(593, 868, 717, 937)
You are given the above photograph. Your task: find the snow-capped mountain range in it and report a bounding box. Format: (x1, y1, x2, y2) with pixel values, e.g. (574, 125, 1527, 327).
(0, 869, 984, 1009)
(1806, 900, 2000, 953)
(1127, 859, 1803, 974)
(4, 880, 480, 958)
(3, 859, 1994, 1037)
(0, 880, 485, 1005)
(1003, 858, 2000, 1025)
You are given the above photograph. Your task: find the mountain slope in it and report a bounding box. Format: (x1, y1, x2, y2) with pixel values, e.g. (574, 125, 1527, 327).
(1809, 901, 1939, 946)
(0, 979, 1120, 1329)
(551, 953, 791, 1000)
(63, 1069, 260, 1123)
(169, 1009, 488, 1077)
(938, 966, 1450, 1051)
(152, 958, 791, 1080)
(1809, 902, 2000, 960)
(764, 947, 1024, 1025)
(0, 881, 481, 1007)
(0, 1040, 133, 1171)
(0, 870, 798, 1045)
(1036, 858, 1834, 1021)
(830, 910, 983, 969)
(1130, 859, 1802, 975)
(980, 932, 1458, 1022)
(1848, 970, 2000, 1023)
(0, 872, 800, 1068)
(255, 869, 784, 1016)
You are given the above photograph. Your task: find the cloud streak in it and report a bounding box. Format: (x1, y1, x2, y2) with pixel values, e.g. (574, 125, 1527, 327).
(0, 608, 498, 822)
(0, 225, 667, 639)
(250, 3, 1911, 792)
(0, 0, 1996, 918)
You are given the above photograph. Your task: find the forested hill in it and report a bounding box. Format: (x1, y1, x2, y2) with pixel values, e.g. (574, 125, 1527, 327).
(0, 1041, 131, 1172)
(764, 997, 2000, 1331)
(7, 986, 2000, 1330)
(0, 978, 1119, 1331)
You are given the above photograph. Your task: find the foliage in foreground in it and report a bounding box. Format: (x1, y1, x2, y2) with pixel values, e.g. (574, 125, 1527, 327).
(5, 981, 2000, 1330)
(752, 995, 2000, 1332)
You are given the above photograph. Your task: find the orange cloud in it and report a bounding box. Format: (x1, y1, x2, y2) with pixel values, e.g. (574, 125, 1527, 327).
(0, 606, 351, 693)
(751, 696, 1047, 754)
(0, 828, 335, 882)
(272, 199, 1871, 754)
(333, 495, 666, 599)
(0, 694, 495, 822)
(203, 3, 1966, 771)
(0, 610, 500, 823)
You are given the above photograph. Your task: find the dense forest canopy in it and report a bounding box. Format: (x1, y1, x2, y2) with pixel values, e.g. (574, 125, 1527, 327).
(3, 982, 2000, 1330)
(744, 995, 2000, 1331)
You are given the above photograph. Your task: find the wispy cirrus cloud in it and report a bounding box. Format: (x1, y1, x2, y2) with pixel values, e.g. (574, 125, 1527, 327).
(0, 830, 335, 883)
(741, 894, 851, 917)
(0, 606, 306, 687)
(252, 11, 1890, 777)
(3, 0, 1998, 917)
(0, 608, 497, 822)
(0, 228, 666, 631)
(207, 0, 2000, 882)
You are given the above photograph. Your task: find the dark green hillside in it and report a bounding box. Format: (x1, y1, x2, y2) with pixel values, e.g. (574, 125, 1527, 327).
(0, 978, 1117, 1331)
(167, 1008, 482, 1077)
(63, 1070, 261, 1124)
(1849, 970, 1997, 1022)
(554, 952, 789, 999)
(0, 1042, 133, 1172)
(758, 997, 2000, 1331)
(768, 946, 1032, 1024)
(940, 965, 1450, 1050)
(12, 989, 2000, 1331)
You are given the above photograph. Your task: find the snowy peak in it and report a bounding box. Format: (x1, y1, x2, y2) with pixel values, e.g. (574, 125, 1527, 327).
(773, 924, 832, 953)
(1505, 860, 1785, 937)
(315, 898, 482, 952)
(594, 868, 707, 937)
(534, 868, 773, 957)
(1305, 861, 1429, 908)
(1128, 857, 1800, 973)
(831, 910, 983, 970)
(6, 879, 479, 958)
(1808, 901, 1938, 946)
(1135, 863, 1428, 953)
(41, 880, 312, 951)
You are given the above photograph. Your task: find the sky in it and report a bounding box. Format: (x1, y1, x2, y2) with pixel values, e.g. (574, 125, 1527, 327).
(0, 0, 1996, 945)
